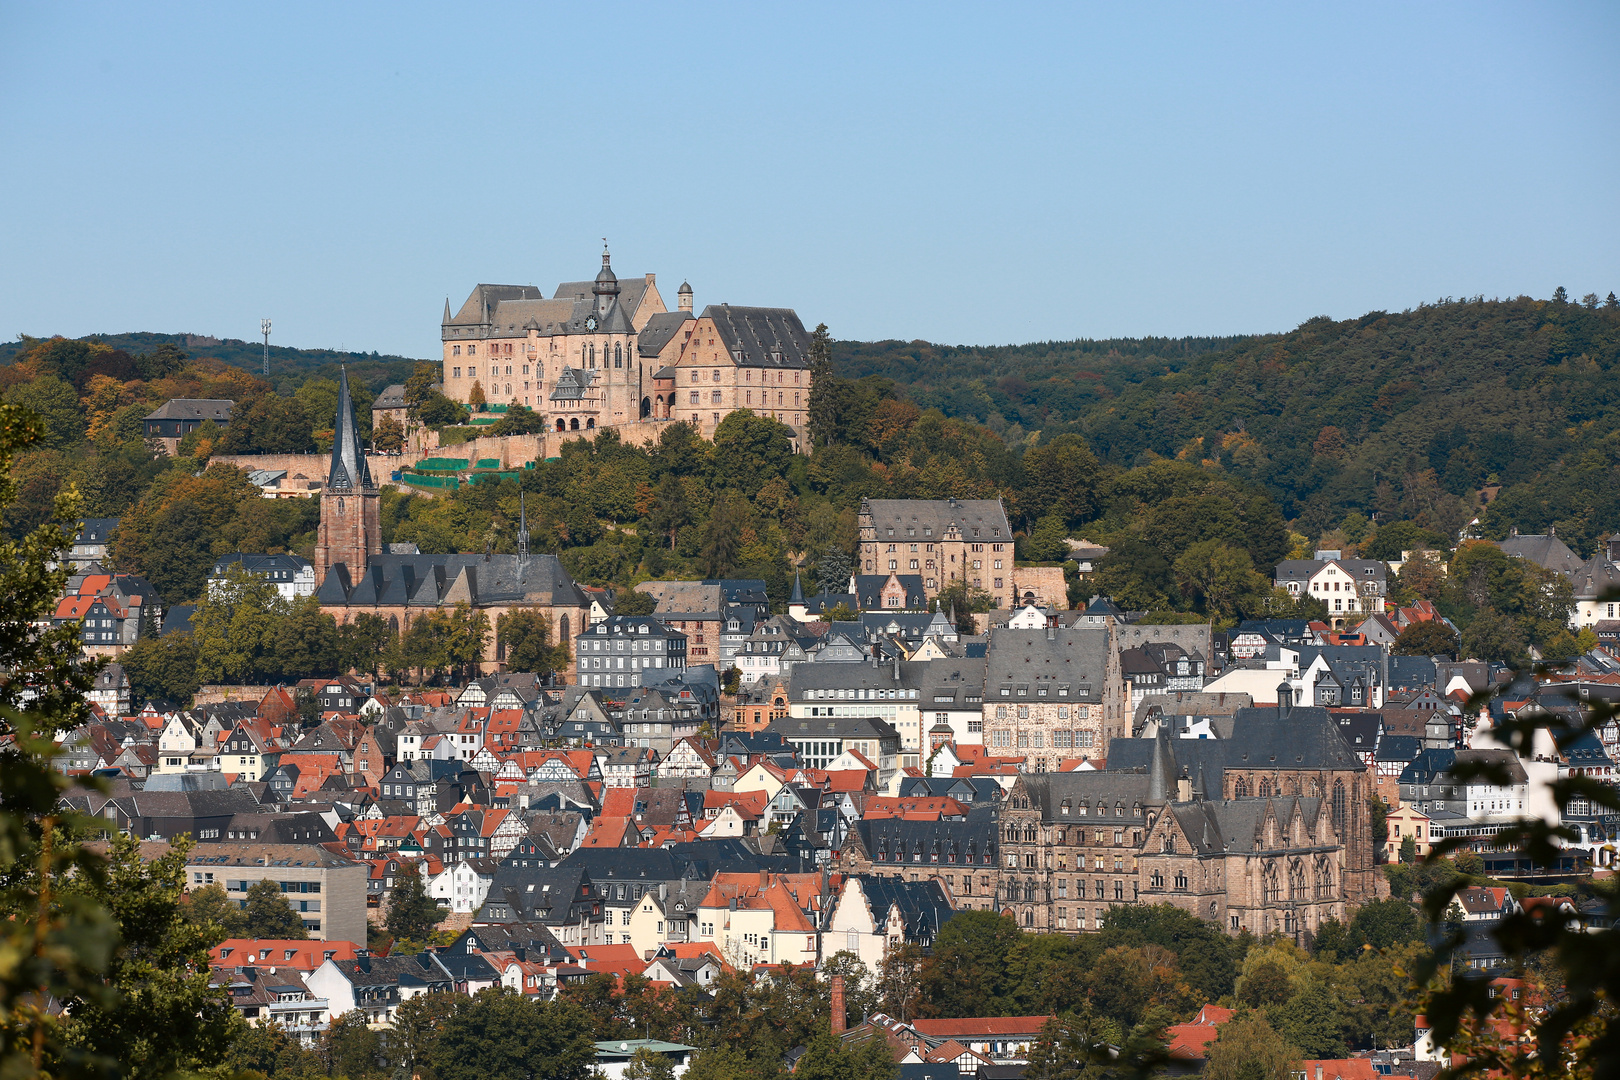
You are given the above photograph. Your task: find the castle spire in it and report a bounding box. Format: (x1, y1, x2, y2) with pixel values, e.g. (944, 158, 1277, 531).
(517, 488, 530, 559)
(443, 297, 452, 323)
(327, 366, 374, 491)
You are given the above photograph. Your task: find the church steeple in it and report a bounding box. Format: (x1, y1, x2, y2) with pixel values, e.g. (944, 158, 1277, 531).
(327, 366, 374, 491)
(314, 365, 382, 588)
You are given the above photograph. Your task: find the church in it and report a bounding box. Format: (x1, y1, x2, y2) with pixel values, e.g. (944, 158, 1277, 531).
(314, 369, 591, 666)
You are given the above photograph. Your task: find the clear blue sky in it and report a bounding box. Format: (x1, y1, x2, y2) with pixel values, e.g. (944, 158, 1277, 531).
(2, 2, 1616, 358)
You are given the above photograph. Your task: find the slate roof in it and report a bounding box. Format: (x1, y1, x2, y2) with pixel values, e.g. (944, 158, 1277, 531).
(1494, 531, 1584, 576)
(143, 399, 234, 422)
(862, 498, 1012, 541)
(850, 875, 955, 944)
(984, 626, 1111, 704)
(317, 552, 588, 608)
(700, 305, 812, 368)
(638, 311, 695, 357)
(1168, 796, 1326, 855)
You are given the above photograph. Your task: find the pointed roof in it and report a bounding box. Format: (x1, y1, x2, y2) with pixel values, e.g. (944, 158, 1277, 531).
(327, 367, 374, 491)
(790, 572, 805, 604)
(1146, 729, 1177, 802)
(443, 297, 452, 323)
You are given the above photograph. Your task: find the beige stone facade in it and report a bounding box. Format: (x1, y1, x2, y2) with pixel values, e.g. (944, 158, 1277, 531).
(440, 252, 813, 444)
(981, 624, 1126, 770)
(858, 498, 1018, 610)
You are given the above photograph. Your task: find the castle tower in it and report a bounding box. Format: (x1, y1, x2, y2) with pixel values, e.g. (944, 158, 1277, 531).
(677, 280, 693, 312)
(313, 366, 382, 587)
(593, 244, 620, 320)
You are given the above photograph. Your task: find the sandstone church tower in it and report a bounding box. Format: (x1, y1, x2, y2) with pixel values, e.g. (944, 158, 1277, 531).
(313, 367, 382, 587)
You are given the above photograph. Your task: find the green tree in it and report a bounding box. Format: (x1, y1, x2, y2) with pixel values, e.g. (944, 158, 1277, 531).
(386, 991, 459, 1080)
(487, 405, 548, 436)
(1024, 1008, 1116, 1080)
(137, 342, 189, 380)
(916, 910, 1019, 1017)
(121, 631, 202, 706)
(467, 380, 487, 407)
(1020, 435, 1101, 528)
(1023, 512, 1071, 564)
(221, 1015, 324, 1080)
(60, 833, 240, 1079)
(815, 544, 854, 595)
(324, 1009, 385, 1080)
(805, 323, 843, 449)
(339, 612, 394, 679)
(0, 401, 118, 1078)
(682, 1044, 765, 1080)
(1270, 982, 1349, 1059)
(1202, 1014, 1299, 1080)
(386, 862, 445, 942)
(191, 562, 284, 684)
(417, 391, 467, 427)
(712, 411, 792, 498)
(614, 588, 658, 616)
(1460, 607, 1527, 665)
(622, 1047, 678, 1080)
(5, 374, 85, 448)
(647, 473, 692, 551)
(935, 580, 995, 633)
(373, 411, 406, 453)
(431, 989, 596, 1080)
(1173, 539, 1267, 621)
(698, 493, 744, 578)
(240, 879, 310, 939)
(497, 608, 568, 675)
(218, 392, 315, 454)
(181, 882, 246, 941)
(1393, 619, 1459, 657)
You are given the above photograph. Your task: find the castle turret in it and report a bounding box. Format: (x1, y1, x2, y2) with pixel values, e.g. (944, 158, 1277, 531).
(678, 280, 693, 312)
(593, 244, 620, 320)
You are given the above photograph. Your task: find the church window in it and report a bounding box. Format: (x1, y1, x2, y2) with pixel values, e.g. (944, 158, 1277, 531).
(615, 344, 623, 366)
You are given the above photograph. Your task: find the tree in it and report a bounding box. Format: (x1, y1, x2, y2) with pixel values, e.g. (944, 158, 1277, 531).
(821, 603, 857, 623)
(339, 612, 394, 679)
(182, 882, 245, 941)
(386, 991, 459, 1080)
(1400, 834, 1417, 863)
(386, 862, 446, 942)
(815, 544, 854, 595)
(1202, 1014, 1300, 1080)
(121, 631, 201, 706)
(218, 392, 315, 454)
(323, 1009, 385, 1080)
(488, 406, 548, 436)
(467, 380, 487, 406)
(936, 580, 995, 634)
(0, 401, 116, 1078)
(373, 411, 406, 453)
(137, 342, 189, 380)
(614, 588, 658, 616)
(497, 608, 569, 675)
(60, 833, 240, 1079)
(418, 391, 467, 427)
(622, 1047, 678, 1080)
(1023, 512, 1071, 563)
(1173, 540, 1268, 621)
(712, 411, 793, 498)
(916, 910, 1019, 1017)
(647, 473, 692, 551)
(1024, 1008, 1116, 1080)
(1270, 982, 1349, 1059)
(699, 493, 744, 578)
(1460, 607, 1527, 665)
(5, 374, 85, 448)
(1020, 436, 1101, 527)
(240, 879, 310, 939)
(191, 562, 284, 683)
(806, 323, 844, 449)
(431, 989, 596, 1080)
(1393, 619, 1458, 657)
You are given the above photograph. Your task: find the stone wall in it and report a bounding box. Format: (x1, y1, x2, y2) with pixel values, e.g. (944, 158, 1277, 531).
(194, 684, 276, 706)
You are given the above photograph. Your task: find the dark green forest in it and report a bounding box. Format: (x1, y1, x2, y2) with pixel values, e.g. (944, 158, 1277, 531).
(834, 291, 1620, 552)
(0, 331, 421, 397)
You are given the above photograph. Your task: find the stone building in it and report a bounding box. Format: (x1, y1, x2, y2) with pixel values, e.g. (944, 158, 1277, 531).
(440, 248, 815, 442)
(981, 624, 1126, 770)
(314, 369, 590, 668)
(858, 498, 1017, 610)
(995, 711, 1371, 943)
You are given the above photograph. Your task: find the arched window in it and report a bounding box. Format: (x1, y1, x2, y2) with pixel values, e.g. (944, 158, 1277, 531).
(1332, 780, 1347, 836)
(614, 343, 622, 366)
(555, 419, 565, 432)
(1233, 778, 1248, 798)
(388, 615, 399, 635)
(588, 344, 595, 365)
(586, 418, 596, 429)
(570, 418, 579, 430)
(1258, 777, 1271, 798)
(559, 614, 570, 643)
(337, 497, 345, 514)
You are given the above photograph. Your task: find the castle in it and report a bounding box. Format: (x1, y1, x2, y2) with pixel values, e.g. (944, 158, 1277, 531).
(440, 247, 815, 443)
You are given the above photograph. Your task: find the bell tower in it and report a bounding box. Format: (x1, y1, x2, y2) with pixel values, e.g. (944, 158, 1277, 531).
(313, 366, 383, 587)
(593, 242, 620, 320)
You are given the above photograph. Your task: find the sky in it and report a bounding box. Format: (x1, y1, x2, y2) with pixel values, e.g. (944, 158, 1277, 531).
(1, 2, 1617, 358)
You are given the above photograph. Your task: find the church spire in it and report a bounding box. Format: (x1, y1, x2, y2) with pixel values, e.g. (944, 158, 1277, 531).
(327, 365, 374, 491)
(443, 297, 452, 323)
(517, 488, 530, 559)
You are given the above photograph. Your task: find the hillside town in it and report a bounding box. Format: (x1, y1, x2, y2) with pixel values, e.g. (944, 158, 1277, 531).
(36, 359, 1620, 1080)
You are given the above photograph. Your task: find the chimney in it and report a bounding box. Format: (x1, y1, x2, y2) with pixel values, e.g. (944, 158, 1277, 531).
(1315, 1067, 1323, 1080)
(830, 974, 846, 1034)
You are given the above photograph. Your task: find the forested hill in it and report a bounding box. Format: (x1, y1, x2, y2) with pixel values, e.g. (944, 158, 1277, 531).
(835, 294, 1620, 554)
(0, 331, 423, 395)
